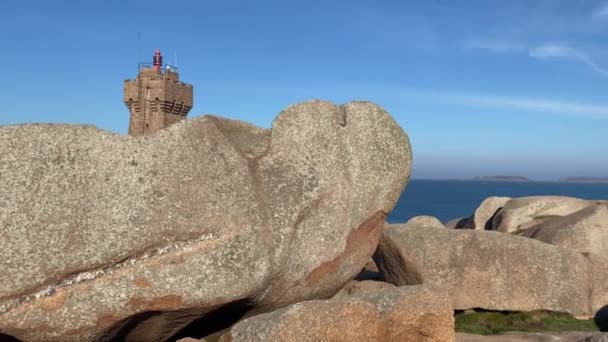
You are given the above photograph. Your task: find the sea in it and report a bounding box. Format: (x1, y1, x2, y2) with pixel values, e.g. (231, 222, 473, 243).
(387, 179, 608, 224)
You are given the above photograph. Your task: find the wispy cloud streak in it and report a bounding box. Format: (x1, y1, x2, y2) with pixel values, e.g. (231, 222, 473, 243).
(400, 90, 608, 119)
(465, 38, 608, 76)
(529, 43, 608, 76)
(462, 38, 526, 53)
(593, 3, 608, 17)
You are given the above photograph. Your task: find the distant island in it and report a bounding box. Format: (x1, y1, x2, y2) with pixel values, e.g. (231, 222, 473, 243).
(472, 176, 530, 182)
(559, 177, 608, 184)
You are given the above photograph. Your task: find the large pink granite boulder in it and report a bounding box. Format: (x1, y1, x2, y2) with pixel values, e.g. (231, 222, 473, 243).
(0, 100, 412, 341)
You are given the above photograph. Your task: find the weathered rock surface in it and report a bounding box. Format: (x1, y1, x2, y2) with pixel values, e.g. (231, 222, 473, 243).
(490, 196, 595, 233)
(374, 225, 608, 318)
(218, 284, 455, 342)
(518, 204, 608, 255)
(578, 333, 608, 342)
(472, 196, 511, 230)
(383, 215, 445, 234)
(406, 215, 446, 229)
(0, 100, 412, 341)
(224, 300, 388, 342)
(457, 332, 600, 342)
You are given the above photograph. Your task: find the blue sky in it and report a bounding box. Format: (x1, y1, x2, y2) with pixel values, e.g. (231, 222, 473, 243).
(2, 0, 608, 180)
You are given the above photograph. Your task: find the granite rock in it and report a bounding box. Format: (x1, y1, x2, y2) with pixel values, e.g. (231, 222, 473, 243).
(457, 332, 601, 342)
(445, 217, 470, 229)
(518, 204, 608, 255)
(490, 196, 595, 233)
(219, 284, 455, 342)
(472, 196, 511, 230)
(578, 333, 608, 342)
(332, 280, 396, 299)
(405, 215, 446, 229)
(374, 225, 608, 318)
(0, 100, 412, 341)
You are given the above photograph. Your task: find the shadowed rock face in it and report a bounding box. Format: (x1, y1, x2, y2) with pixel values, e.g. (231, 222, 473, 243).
(596, 305, 608, 332)
(0, 100, 412, 341)
(374, 225, 608, 318)
(332, 280, 396, 299)
(448, 197, 511, 230)
(473, 196, 511, 230)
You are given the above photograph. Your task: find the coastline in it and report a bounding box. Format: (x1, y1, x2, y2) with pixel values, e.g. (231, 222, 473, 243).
(411, 178, 608, 185)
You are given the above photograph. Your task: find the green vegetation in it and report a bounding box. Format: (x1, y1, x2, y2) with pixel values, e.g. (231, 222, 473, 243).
(455, 310, 599, 335)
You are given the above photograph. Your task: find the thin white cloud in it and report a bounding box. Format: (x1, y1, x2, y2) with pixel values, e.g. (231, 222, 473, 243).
(593, 3, 608, 17)
(400, 90, 608, 119)
(529, 43, 608, 76)
(455, 94, 608, 119)
(463, 37, 608, 76)
(462, 38, 526, 53)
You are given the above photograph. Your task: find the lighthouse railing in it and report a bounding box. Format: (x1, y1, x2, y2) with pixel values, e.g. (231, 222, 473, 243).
(137, 62, 179, 73)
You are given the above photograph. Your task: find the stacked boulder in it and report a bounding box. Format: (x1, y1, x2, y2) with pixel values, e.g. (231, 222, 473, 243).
(374, 197, 608, 321)
(490, 196, 599, 233)
(0, 101, 459, 342)
(3, 98, 606, 341)
(375, 220, 608, 318)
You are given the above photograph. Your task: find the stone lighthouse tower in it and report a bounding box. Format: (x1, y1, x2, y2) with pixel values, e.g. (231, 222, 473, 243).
(124, 49, 193, 135)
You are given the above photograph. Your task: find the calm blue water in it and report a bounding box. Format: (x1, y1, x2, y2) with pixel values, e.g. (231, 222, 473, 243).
(387, 179, 608, 224)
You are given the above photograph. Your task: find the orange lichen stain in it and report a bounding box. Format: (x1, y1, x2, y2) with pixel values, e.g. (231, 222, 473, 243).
(127, 297, 147, 310)
(149, 294, 184, 310)
(64, 327, 87, 336)
(40, 290, 67, 312)
(163, 253, 186, 265)
(146, 254, 185, 272)
(306, 212, 386, 285)
(133, 277, 152, 288)
(128, 294, 183, 311)
(96, 313, 118, 328)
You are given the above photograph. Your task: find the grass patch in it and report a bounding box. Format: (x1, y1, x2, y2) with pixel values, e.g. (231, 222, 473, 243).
(455, 310, 599, 335)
